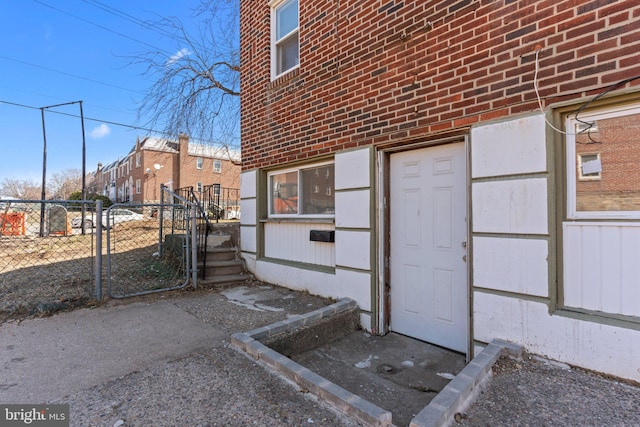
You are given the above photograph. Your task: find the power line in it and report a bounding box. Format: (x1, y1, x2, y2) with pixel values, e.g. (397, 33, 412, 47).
(81, 0, 185, 44)
(0, 98, 161, 134)
(31, 0, 174, 57)
(0, 84, 137, 116)
(0, 98, 234, 146)
(0, 55, 145, 95)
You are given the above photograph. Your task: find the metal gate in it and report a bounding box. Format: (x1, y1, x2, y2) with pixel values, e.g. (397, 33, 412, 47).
(106, 199, 198, 298)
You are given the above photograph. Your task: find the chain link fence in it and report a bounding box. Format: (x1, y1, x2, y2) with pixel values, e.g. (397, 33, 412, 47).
(105, 202, 195, 298)
(0, 199, 97, 322)
(0, 195, 197, 321)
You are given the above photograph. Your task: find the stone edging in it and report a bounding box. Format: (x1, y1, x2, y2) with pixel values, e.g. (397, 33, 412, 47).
(231, 298, 522, 427)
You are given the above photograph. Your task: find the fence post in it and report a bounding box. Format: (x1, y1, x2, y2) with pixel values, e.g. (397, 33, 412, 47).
(190, 205, 198, 289)
(95, 199, 103, 300)
(159, 184, 165, 255)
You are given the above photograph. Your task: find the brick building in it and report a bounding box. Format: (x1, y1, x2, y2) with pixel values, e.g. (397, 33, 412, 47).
(92, 134, 240, 205)
(239, 0, 640, 382)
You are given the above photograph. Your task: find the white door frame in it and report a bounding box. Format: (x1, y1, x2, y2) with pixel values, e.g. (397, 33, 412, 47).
(376, 136, 472, 357)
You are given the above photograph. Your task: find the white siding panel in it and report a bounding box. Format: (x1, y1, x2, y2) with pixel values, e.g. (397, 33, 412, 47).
(240, 170, 257, 198)
(474, 291, 640, 382)
(335, 189, 370, 228)
(240, 225, 257, 253)
(335, 230, 370, 270)
(473, 236, 548, 297)
(240, 199, 256, 226)
(563, 222, 640, 317)
(472, 178, 548, 234)
(264, 222, 335, 267)
(335, 148, 370, 190)
(335, 268, 372, 311)
(471, 114, 546, 178)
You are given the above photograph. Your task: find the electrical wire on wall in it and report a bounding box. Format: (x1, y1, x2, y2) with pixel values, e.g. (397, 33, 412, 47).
(533, 46, 640, 142)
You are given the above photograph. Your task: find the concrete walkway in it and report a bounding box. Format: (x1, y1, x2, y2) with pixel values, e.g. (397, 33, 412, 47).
(1, 302, 226, 403)
(2, 285, 639, 426)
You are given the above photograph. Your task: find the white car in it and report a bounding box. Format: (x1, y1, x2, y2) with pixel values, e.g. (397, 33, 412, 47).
(103, 208, 144, 226)
(72, 209, 143, 228)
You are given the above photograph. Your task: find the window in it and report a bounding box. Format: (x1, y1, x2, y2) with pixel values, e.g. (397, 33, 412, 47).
(196, 182, 203, 193)
(135, 153, 140, 167)
(135, 179, 141, 194)
(577, 153, 601, 181)
(196, 157, 203, 170)
(268, 162, 334, 216)
(566, 102, 640, 218)
(271, 0, 299, 78)
(214, 159, 222, 173)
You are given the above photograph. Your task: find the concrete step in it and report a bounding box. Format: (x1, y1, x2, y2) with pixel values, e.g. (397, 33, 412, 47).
(201, 246, 238, 262)
(206, 233, 232, 249)
(198, 273, 250, 288)
(198, 259, 244, 276)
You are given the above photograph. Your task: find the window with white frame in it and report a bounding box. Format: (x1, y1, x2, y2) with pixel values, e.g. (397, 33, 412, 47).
(135, 153, 141, 167)
(214, 159, 222, 173)
(268, 162, 334, 216)
(196, 157, 203, 170)
(196, 182, 203, 193)
(577, 153, 601, 181)
(565, 101, 640, 218)
(135, 179, 141, 194)
(271, 0, 299, 78)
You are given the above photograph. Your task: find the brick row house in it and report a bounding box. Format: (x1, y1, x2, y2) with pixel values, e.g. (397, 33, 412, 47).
(90, 134, 240, 207)
(239, 0, 640, 381)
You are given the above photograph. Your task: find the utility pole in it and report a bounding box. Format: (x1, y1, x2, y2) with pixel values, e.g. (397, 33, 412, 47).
(39, 100, 87, 237)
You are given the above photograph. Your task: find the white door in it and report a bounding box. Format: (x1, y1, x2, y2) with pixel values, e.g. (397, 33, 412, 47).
(389, 142, 468, 353)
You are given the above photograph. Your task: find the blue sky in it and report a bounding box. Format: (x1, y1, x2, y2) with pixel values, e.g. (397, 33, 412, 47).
(0, 0, 202, 186)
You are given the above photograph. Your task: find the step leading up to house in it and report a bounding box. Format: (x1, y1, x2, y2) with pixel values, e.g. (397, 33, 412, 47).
(197, 232, 250, 287)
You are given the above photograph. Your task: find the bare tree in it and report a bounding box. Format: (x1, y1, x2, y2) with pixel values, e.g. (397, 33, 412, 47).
(49, 168, 83, 200)
(134, 0, 240, 148)
(0, 179, 42, 200)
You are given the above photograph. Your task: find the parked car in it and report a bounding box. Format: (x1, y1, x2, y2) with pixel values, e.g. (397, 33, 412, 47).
(71, 209, 144, 228)
(71, 214, 95, 228)
(103, 208, 144, 226)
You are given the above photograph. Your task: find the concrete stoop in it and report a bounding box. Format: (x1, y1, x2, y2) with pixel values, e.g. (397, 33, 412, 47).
(198, 232, 251, 287)
(231, 299, 523, 427)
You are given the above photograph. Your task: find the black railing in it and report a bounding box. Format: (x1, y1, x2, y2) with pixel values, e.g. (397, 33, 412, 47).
(173, 184, 240, 280)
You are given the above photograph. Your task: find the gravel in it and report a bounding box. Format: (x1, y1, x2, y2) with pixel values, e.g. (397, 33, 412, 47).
(458, 355, 640, 427)
(52, 285, 363, 427)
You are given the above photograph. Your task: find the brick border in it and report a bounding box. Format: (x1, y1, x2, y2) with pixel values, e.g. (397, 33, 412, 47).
(410, 339, 523, 427)
(231, 299, 522, 427)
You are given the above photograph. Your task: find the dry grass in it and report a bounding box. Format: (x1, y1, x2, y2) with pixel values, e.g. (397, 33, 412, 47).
(0, 219, 186, 322)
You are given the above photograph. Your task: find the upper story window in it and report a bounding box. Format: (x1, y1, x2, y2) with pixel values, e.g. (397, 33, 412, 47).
(271, 0, 299, 79)
(565, 101, 640, 219)
(268, 162, 334, 217)
(196, 157, 203, 170)
(135, 153, 141, 168)
(214, 159, 222, 173)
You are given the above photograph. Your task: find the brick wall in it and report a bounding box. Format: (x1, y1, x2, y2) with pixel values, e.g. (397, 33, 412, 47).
(240, 0, 640, 171)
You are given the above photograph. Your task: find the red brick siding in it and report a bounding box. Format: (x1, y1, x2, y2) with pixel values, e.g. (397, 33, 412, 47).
(241, 0, 640, 170)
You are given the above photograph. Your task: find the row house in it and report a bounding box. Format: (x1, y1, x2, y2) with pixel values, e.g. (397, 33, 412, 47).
(92, 134, 240, 205)
(239, 0, 640, 381)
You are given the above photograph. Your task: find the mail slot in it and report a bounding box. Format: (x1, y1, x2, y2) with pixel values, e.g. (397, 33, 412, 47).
(310, 230, 335, 243)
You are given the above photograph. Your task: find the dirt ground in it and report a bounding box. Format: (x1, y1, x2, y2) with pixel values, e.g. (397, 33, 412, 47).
(0, 219, 184, 322)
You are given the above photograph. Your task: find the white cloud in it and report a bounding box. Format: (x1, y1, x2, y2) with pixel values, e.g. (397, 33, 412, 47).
(90, 123, 111, 139)
(166, 48, 191, 65)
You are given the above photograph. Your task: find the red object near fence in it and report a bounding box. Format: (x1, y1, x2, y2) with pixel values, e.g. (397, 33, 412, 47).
(0, 212, 26, 236)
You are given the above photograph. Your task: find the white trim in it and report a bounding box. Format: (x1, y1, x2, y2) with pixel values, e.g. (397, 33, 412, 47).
(267, 160, 335, 219)
(270, 0, 299, 80)
(566, 101, 640, 219)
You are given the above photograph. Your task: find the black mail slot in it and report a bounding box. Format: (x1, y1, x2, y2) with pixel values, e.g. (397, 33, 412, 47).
(310, 230, 335, 242)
